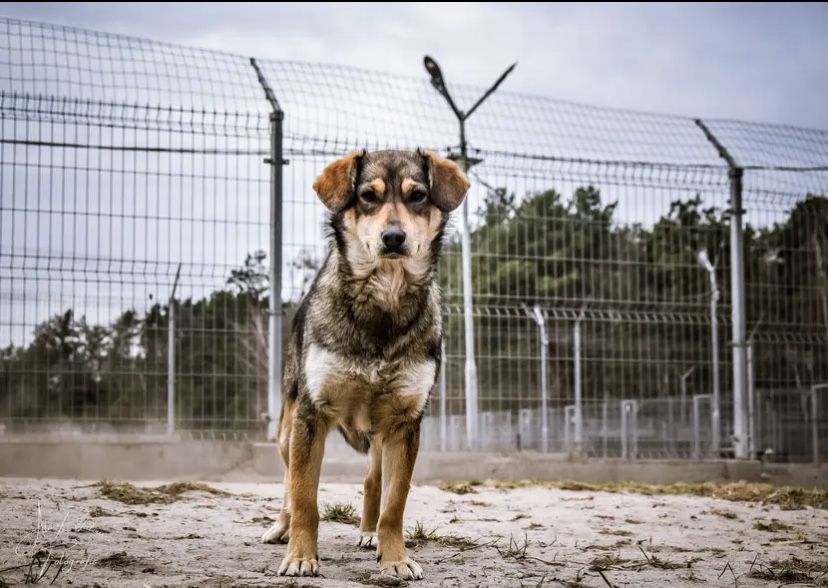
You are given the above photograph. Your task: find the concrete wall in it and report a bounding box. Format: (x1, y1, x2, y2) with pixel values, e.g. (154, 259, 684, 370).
(1, 438, 826, 486)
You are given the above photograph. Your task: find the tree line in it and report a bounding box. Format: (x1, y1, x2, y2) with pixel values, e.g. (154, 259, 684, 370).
(1, 188, 825, 433)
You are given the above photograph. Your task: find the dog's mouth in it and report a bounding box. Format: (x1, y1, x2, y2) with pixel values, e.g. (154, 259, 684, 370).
(380, 250, 406, 260)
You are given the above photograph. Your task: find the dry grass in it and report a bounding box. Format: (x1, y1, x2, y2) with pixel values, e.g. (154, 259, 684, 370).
(321, 503, 360, 525)
(706, 508, 739, 520)
(441, 480, 483, 495)
(588, 553, 630, 571)
(753, 518, 793, 532)
(748, 555, 828, 584)
(95, 551, 140, 569)
(250, 515, 276, 526)
(496, 534, 530, 562)
(598, 528, 633, 537)
(407, 520, 439, 542)
(489, 480, 827, 509)
(636, 546, 686, 571)
(407, 521, 480, 549)
(3, 548, 69, 584)
(98, 481, 228, 505)
(438, 535, 480, 549)
(88, 506, 117, 518)
(466, 499, 491, 507)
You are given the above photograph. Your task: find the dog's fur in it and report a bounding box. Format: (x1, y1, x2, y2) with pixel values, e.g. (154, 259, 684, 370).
(261, 149, 469, 579)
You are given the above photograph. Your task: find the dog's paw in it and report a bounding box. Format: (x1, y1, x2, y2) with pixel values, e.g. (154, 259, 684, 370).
(380, 557, 423, 580)
(278, 555, 319, 577)
(260, 522, 289, 544)
(358, 531, 376, 549)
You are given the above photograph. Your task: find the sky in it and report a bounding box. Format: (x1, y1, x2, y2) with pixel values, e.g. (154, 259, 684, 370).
(1, 2, 827, 130)
(1, 1, 827, 341)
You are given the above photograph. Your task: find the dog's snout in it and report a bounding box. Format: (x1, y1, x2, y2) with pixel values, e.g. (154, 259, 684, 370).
(381, 226, 406, 251)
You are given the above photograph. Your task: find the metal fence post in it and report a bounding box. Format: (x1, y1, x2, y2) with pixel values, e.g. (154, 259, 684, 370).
(440, 341, 447, 452)
(768, 396, 780, 457)
(680, 367, 695, 426)
(621, 401, 628, 460)
(528, 306, 549, 452)
(620, 399, 638, 460)
(457, 140, 480, 451)
(728, 165, 749, 459)
(601, 400, 608, 458)
(167, 264, 181, 436)
(693, 394, 712, 459)
(747, 342, 755, 457)
(695, 119, 749, 459)
(709, 266, 721, 455)
(423, 56, 516, 451)
(811, 384, 828, 467)
(696, 249, 721, 454)
(755, 387, 764, 455)
(564, 405, 575, 452)
(573, 309, 586, 454)
(251, 58, 286, 441)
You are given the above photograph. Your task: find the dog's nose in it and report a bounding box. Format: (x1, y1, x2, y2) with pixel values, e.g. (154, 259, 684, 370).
(381, 226, 406, 251)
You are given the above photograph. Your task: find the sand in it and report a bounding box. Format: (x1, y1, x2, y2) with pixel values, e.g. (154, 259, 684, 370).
(1, 477, 826, 587)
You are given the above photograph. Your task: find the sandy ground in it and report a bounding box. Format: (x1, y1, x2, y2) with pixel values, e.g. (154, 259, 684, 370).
(0, 478, 826, 587)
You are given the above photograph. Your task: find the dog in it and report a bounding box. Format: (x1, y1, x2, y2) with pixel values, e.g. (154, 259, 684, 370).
(260, 149, 469, 579)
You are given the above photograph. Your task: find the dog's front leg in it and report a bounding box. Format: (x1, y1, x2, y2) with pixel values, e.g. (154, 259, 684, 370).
(358, 440, 382, 548)
(377, 422, 423, 580)
(278, 403, 327, 577)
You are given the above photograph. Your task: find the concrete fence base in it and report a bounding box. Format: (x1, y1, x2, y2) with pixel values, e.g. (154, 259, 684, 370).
(1, 438, 825, 487)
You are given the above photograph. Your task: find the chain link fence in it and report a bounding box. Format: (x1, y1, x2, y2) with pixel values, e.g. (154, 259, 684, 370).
(1, 18, 826, 460)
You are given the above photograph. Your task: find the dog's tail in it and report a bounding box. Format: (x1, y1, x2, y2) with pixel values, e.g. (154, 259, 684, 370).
(337, 426, 371, 454)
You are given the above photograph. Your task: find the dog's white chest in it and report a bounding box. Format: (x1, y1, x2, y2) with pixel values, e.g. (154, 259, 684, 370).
(303, 344, 435, 422)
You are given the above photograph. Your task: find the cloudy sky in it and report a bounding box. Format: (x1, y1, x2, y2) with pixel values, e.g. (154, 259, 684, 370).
(2, 2, 828, 129)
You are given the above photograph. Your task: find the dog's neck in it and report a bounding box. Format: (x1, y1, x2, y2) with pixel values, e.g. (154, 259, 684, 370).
(329, 245, 436, 332)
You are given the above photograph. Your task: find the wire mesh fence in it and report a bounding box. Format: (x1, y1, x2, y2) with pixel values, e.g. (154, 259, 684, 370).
(1, 18, 826, 460)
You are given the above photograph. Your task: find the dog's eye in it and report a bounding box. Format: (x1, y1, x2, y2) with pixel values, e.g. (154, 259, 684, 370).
(410, 190, 428, 204)
(359, 190, 378, 204)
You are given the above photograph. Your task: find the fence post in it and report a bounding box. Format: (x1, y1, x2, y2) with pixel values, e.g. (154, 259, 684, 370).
(440, 341, 447, 452)
(680, 366, 695, 426)
(601, 399, 608, 458)
(706, 257, 721, 454)
(564, 405, 575, 452)
(694, 119, 749, 459)
(423, 56, 516, 451)
(167, 264, 181, 436)
(812, 384, 828, 467)
(457, 135, 480, 451)
(573, 309, 586, 454)
(747, 342, 755, 457)
(728, 165, 749, 459)
(251, 58, 286, 441)
(693, 394, 712, 459)
(620, 399, 638, 460)
(528, 306, 549, 452)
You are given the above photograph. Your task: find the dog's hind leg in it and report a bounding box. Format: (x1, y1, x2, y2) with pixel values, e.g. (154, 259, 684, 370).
(358, 440, 382, 548)
(262, 409, 292, 544)
(278, 400, 327, 577)
(376, 423, 423, 580)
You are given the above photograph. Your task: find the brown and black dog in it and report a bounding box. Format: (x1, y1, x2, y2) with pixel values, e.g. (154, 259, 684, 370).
(261, 149, 469, 579)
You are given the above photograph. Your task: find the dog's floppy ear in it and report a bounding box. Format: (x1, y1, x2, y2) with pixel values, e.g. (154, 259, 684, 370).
(420, 149, 470, 212)
(313, 150, 366, 212)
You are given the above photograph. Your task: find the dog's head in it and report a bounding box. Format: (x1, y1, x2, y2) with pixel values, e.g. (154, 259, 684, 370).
(314, 149, 469, 277)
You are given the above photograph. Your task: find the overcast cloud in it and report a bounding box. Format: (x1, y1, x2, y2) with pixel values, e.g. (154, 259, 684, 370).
(1, 2, 827, 129)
